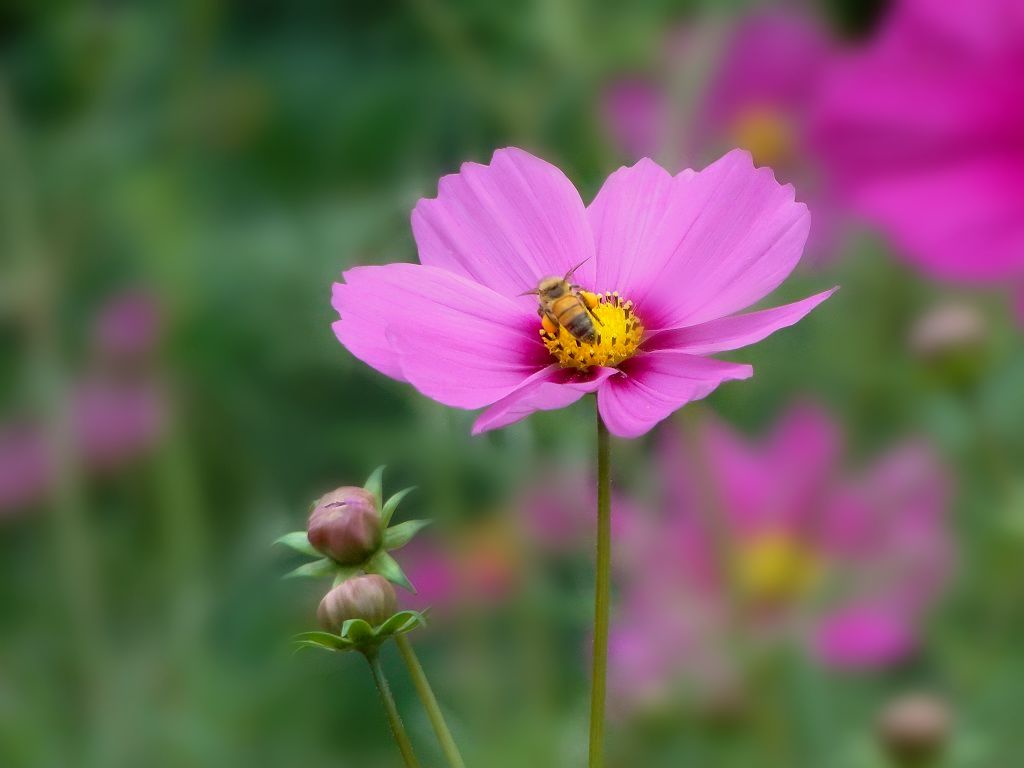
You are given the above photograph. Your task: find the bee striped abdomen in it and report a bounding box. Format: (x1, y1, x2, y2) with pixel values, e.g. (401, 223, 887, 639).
(553, 295, 596, 343)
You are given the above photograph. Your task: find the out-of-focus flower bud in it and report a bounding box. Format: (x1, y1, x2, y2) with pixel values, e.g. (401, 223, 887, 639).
(876, 692, 951, 766)
(307, 487, 382, 564)
(317, 574, 398, 631)
(909, 302, 986, 360)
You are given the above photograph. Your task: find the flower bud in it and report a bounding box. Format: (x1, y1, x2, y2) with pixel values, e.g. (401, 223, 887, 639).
(876, 692, 951, 766)
(317, 574, 398, 631)
(307, 487, 382, 564)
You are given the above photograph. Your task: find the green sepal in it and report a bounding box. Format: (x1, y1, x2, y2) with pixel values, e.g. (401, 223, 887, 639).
(378, 609, 428, 636)
(292, 610, 428, 655)
(283, 558, 336, 580)
(273, 531, 320, 558)
(293, 631, 349, 650)
(332, 565, 362, 587)
(342, 618, 375, 644)
(293, 639, 339, 654)
(383, 519, 431, 551)
(363, 466, 385, 510)
(366, 550, 415, 593)
(381, 486, 416, 527)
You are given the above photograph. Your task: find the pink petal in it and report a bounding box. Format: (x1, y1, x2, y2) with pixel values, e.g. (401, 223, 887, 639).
(472, 366, 615, 435)
(597, 352, 753, 438)
(644, 288, 836, 355)
(332, 263, 548, 408)
(411, 148, 596, 303)
(587, 158, 695, 296)
(627, 150, 811, 329)
(814, 604, 917, 669)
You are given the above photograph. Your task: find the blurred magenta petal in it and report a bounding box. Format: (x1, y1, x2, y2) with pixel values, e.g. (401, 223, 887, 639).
(332, 148, 828, 437)
(697, 10, 833, 156)
(0, 427, 50, 514)
(611, 403, 951, 707)
(73, 381, 166, 471)
(603, 79, 664, 160)
(603, 11, 843, 260)
(92, 291, 161, 362)
(814, 0, 1024, 287)
(815, 605, 916, 668)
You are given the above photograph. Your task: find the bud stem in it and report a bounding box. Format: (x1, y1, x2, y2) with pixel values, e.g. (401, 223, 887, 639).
(396, 634, 467, 768)
(365, 650, 422, 768)
(588, 404, 612, 768)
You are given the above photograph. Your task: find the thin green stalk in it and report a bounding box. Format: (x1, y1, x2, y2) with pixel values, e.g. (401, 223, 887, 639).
(395, 634, 467, 768)
(588, 404, 612, 768)
(366, 650, 422, 768)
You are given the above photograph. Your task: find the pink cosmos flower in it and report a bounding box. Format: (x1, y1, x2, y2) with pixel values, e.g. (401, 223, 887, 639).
(331, 148, 833, 437)
(605, 11, 843, 259)
(610, 405, 951, 712)
(813, 0, 1024, 301)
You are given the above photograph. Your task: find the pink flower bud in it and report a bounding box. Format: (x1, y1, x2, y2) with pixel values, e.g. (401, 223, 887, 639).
(317, 574, 397, 631)
(877, 692, 951, 766)
(307, 487, 382, 564)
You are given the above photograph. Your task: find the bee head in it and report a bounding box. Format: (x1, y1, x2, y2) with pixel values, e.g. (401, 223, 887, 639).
(537, 277, 567, 300)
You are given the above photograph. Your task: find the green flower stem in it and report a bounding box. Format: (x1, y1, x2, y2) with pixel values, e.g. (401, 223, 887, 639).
(588, 404, 612, 768)
(366, 650, 422, 768)
(395, 634, 467, 768)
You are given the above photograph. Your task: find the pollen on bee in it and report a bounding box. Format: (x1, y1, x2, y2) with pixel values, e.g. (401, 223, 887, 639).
(540, 292, 645, 371)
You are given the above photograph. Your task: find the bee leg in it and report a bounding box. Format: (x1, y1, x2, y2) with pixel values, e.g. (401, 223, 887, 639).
(579, 291, 604, 326)
(541, 312, 560, 336)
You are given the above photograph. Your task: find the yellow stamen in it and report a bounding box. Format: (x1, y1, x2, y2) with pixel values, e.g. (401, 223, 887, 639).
(733, 107, 792, 169)
(732, 532, 820, 606)
(541, 292, 644, 371)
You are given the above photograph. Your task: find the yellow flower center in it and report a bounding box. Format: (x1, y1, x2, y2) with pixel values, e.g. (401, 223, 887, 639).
(732, 108, 793, 169)
(541, 292, 645, 371)
(732, 533, 820, 606)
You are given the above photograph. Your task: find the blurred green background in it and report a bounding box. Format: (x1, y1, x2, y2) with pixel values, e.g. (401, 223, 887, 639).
(2, 1, 1023, 766)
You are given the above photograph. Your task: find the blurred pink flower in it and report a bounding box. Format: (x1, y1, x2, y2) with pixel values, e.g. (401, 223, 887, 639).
(332, 147, 832, 437)
(605, 10, 843, 259)
(0, 292, 166, 517)
(91, 291, 162, 363)
(610, 405, 951, 711)
(813, 0, 1024, 298)
(71, 379, 166, 473)
(520, 466, 632, 555)
(398, 518, 524, 615)
(0, 426, 50, 513)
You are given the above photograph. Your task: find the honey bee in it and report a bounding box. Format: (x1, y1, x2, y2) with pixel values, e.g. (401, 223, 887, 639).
(522, 260, 602, 343)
